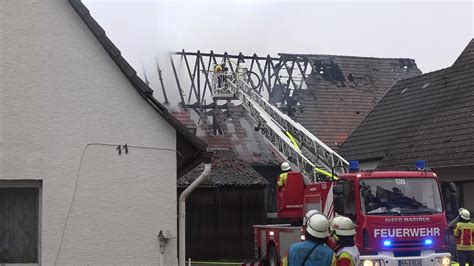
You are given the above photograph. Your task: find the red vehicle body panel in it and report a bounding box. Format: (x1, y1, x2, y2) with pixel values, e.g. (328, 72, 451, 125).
(276, 172, 334, 219)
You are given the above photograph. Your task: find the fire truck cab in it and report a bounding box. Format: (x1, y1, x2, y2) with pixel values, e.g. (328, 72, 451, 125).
(336, 166, 451, 265)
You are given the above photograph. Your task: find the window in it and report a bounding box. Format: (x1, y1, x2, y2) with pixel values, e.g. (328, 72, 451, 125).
(343, 181, 356, 220)
(0, 181, 41, 264)
(359, 178, 443, 215)
(334, 181, 356, 220)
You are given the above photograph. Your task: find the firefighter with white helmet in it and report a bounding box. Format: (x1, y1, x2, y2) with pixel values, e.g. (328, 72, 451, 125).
(460, 209, 471, 220)
(277, 162, 291, 189)
(328, 216, 344, 249)
(281, 213, 337, 266)
(454, 208, 474, 265)
(281, 162, 291, 171)
(329, 216, 344, 233)
(331, 216, 360, 266)
(303, 209, 319, 227)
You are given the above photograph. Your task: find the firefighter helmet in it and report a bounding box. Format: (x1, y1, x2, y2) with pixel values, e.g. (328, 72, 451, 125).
(303, 210, 319, 226)
(331, 216, 356, 236)
(214, 64, 223, 73)
(281, 162, 291, 172)
(460, 208, 471, 220)
(306, 213, 330, 238)
(330, 216, 344, 231)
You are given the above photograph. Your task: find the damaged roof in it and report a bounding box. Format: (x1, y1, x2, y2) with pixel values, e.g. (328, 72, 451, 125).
(288, 54, 421, 150)
(68, 0, 208, 176)
(339, 39, 474, 169)
(178, 150, 269, 187)
(169, 53, 422, 168)
(172, 103, 281, 165)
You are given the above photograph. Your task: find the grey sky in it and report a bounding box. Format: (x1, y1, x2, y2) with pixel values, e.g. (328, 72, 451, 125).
(83, 0, 473, 103)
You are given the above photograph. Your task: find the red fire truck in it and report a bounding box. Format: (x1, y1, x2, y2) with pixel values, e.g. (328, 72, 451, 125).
(254, 161, 455, 266)
(211, 66, 455, 266)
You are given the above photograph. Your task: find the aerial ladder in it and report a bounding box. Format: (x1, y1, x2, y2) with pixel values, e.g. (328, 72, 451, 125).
(210, 61, 348, 183)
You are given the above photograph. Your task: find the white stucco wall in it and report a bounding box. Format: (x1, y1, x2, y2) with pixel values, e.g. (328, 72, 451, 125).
(0, 0, 178, 264)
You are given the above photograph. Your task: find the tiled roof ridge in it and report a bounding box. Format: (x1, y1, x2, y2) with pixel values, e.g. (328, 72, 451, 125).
(395, 67, 452, 84)
(68, 0, 206, 151)
(453, 38, 474, 66)
(376, 58, 471, 102)
(279, 52, 417, 61)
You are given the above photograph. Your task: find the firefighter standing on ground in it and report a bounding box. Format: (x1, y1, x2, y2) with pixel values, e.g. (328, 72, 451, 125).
(281, 213, 337, 266)
(278, 162, 291, 189)
(330, 216, 360, 266)
(454, 208, 474, 265)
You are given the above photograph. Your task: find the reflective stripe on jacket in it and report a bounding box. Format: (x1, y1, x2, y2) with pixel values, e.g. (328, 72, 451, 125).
(454, 221, 474, 251)
(278, 173, 288, 188)
(281, 240, 336, 266)
(336, 246, 360, 266)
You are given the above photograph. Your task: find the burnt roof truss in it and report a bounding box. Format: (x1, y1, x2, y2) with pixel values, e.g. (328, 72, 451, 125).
(169, 51, 312, 111)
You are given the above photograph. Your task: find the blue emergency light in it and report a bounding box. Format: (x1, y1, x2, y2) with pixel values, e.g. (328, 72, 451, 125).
(383, 240, 392, 247)
(416, 160, 425, 170)
(349, 160, 360, 172)
(424, 239, 433, 245)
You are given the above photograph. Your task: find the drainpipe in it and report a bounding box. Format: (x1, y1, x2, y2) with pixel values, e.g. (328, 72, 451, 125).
(179, 162, 211, 266)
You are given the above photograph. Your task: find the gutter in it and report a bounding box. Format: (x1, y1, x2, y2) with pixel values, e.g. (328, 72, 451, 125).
(178, 162, 212, 266)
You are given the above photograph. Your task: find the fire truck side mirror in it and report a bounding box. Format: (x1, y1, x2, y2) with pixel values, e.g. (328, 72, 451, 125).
(333, 183, 345, 215)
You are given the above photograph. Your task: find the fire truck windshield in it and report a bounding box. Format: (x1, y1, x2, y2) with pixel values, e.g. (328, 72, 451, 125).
(359, 178, 443, 216)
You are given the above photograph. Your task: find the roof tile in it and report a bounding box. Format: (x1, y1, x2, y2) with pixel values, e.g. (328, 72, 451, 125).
(177, 150, 269, 187)
(82, 15, 105, 38)
(114, 56, 136, 78)
(98, 35, 121, 58)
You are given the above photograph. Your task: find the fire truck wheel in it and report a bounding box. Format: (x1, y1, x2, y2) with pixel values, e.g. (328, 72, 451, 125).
(266, 245, 279, 266)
